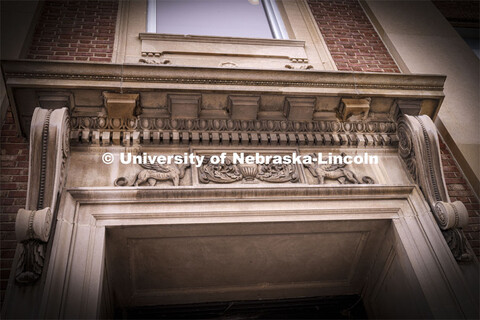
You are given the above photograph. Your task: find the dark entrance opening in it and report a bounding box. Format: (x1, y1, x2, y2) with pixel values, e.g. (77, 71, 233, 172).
(116, 295, 368, 319)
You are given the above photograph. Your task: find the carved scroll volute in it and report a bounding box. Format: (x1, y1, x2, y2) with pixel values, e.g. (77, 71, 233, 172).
(397, 115, 471, 261)
(14, 107, 70, 284)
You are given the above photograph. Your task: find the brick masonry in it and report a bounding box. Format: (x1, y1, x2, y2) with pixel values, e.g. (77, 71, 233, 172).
(0, 109, 29, 303)
(439, 137, 480, 257)
(27, 0, 118, 62)
(307, 0, 400, 73)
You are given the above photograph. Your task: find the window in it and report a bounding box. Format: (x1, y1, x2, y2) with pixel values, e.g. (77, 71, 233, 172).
(147, 0, 288, 39)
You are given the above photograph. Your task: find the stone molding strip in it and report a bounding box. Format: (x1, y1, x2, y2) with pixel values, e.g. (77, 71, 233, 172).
(72, 117, 397, 133)
(139, 33, 306, 47)
(68, 184, 416, 203)
(71, 129, 397, 147)
(71, 117, 398, 147)
(2, 60, 446, 93)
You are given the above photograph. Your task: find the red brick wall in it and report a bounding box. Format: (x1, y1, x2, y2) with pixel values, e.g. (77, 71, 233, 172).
(307, 0, 400, 73)
(0, 109, 29, 303)
(439, 137, 480, 257)
(27, 0, 118, 62)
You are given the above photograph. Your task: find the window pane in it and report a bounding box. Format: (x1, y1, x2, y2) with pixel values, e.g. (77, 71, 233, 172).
(155, 0, 273, 38)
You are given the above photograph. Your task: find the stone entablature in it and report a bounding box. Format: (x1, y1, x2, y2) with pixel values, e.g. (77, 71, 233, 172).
(1, 61, 479, 320)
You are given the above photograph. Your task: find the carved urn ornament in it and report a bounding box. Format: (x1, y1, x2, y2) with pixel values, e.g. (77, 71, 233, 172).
(237, 158, 259, 182)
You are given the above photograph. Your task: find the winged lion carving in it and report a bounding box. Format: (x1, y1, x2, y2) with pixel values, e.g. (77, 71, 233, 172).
(114, 161, 190, 187)
(304, 152, 374, 184)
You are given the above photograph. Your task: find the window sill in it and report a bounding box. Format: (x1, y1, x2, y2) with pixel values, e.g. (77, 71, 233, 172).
(138, 33, 309, 69)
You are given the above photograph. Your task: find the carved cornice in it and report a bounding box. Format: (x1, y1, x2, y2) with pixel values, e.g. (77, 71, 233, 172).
(397, 115, 472, 261)
(72, 117, 396, 133)
(2, 60, 445, 140)
(4, 71, 444, 91)
(71, 117, 398, 147)
(2, 60, 446, 93)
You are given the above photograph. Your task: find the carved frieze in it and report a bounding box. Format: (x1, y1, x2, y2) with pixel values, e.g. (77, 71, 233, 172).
(108, 151, 380, 187)
(397, 115, 472, 261)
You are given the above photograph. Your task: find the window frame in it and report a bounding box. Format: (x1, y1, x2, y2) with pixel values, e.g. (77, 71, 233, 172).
(146, 0, 289, 39)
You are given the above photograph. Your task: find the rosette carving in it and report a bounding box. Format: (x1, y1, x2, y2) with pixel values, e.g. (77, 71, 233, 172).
(198, 157, 243, 183)
(433, 201, 469, 230)
(257, 163, 299, 183)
